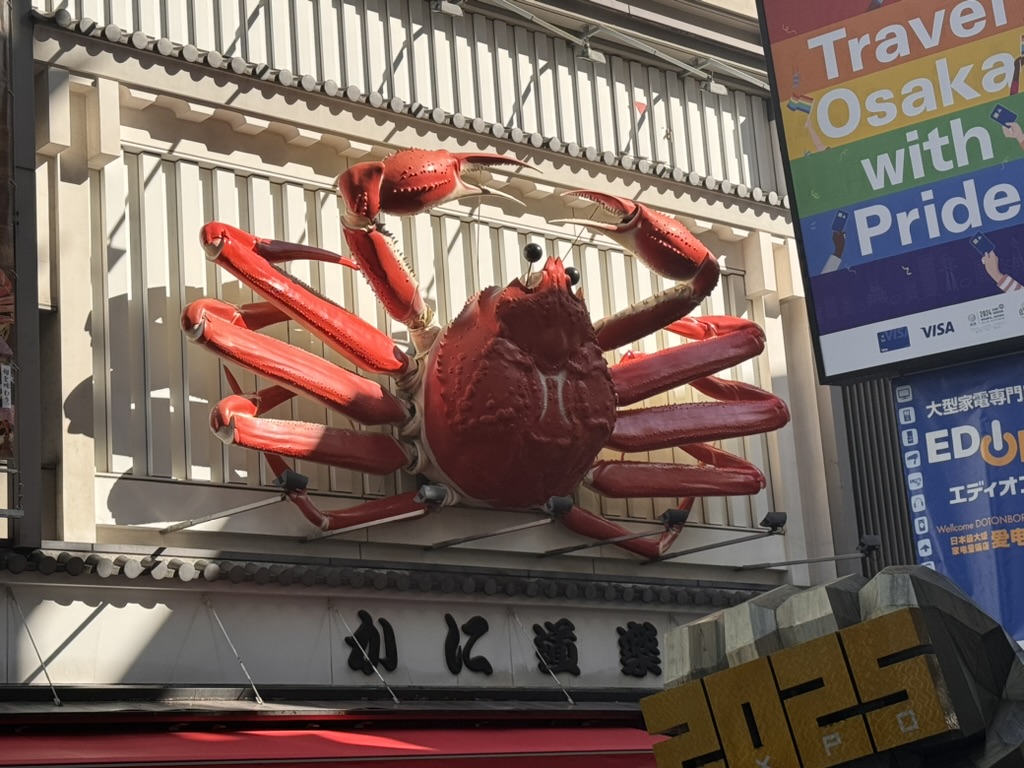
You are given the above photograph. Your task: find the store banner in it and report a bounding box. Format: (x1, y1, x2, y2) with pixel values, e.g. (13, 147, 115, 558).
(893, 354, 1024, 643)
(758, 0, 1024, 382)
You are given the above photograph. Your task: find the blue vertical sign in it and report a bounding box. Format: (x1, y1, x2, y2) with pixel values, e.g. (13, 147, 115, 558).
(894, 355, 1024, 644)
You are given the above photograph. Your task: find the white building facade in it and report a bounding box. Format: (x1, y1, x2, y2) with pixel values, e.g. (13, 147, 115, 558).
(0, 0, 848, 745)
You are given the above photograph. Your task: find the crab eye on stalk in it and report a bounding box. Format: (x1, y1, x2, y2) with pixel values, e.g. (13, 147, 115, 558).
(565, 266, 580, 286)
(523, 243, 544, 263)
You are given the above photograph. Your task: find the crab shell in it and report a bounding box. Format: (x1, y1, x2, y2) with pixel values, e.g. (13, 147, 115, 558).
(416, 256, 615, 508)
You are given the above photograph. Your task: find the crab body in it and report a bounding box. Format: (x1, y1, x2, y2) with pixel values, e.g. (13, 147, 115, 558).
(419, 258, 615, 508)
(181, 148, 789, 559)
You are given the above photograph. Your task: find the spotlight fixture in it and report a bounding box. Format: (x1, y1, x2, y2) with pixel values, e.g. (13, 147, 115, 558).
(430, 0, 464, 17)
(701, 77, 728, 97)
(541, 495, 574, 517)
(760, 511, 788, 532)
(575, 43, 606, 65)
(415, 484, 450, 506)
(274, 469, 310, 493)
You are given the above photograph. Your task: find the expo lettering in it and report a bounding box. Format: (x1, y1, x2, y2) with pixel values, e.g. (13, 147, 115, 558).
(642, 609, 957, 768)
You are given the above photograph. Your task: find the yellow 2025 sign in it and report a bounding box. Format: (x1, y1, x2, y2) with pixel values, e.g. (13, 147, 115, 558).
(641, 608, 959, 768)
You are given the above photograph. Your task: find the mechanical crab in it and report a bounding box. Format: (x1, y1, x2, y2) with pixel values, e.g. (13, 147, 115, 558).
(180, 148, 789, 559)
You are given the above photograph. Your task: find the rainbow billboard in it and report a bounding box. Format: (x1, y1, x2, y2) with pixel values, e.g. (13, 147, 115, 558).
(758, 0, 1024, 382)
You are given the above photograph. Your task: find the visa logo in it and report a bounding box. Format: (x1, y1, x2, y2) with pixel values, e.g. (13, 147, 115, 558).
(877, 326, 910, 352)
(921, 321, 954, 338)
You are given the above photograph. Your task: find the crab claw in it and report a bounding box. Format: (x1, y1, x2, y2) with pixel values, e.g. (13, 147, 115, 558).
(339, 148, 530, 228)
(553, 191, 719, 297)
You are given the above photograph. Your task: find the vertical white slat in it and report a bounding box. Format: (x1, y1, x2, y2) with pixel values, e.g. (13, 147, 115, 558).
(387, 0, 411, 101)
(665, 72, 691, 171)
(218, 0, 244, 57)
(80, 0, 107, 26)
(440, 217, 469, 324)
(293, 1, 319, 78)
(281, 183, 332, 492)
(88, 163, 109, 476)
(136, 0, 163, 35)
(700, 261, 730, 527)
(492, 20, 517, 129)
(364, 0, 389, 96)
(103, 154, 134, 474)
(315, 189, 360, 496)
(475, 225, 497, 290)
(534, 32, 557, 137)
(165, 160, 190, 482)
(513, 26, 538, 135)
(268, 0, 295, 72)
(703, 91, 726, 182)
(139, 155, 175, 478)
(211, 167, 254, 484)
(408, 0, 433, 107)
(247, 178, 288, 488)
(165, 1, 189, 43)
(720, 93, 742, 185)
(429, 8, 457, 113)
(451, 11, 476, 116)
(609, 56, 632, 154)
(178, 163, 221, 483)
(751, 97, 777, 192)
(552, 38, 578, 145)
(734, 92, 755, 186)
(496, 227, 521, 288)
(191, 0, 219, 53)
(724, 275, 757, 528)
(317, 0, 343, 83)
(124, 154, 150, 476)
(473, 14, 498, 124)
(401, 208, 438, 325)
(241, 0, 270, 65)
(575, 57, 598, 150)
(683, 77, 707, 176)
(648, 66, 671, 164)
(629, 61, 653, 160)
(577, 242, 605, 326)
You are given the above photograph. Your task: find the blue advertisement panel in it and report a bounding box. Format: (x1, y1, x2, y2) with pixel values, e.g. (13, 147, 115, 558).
(893, 354, 1024, 643)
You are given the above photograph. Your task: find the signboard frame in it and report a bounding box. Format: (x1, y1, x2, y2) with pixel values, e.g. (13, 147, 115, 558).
(755, 0, 1024, 384)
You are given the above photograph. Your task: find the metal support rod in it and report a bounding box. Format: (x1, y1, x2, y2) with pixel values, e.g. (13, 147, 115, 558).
(160, 494, 285, 534)
(425, 517, 553, 551)
(330, 601, 399, 704)
(303, 509, 426, 543)
(0, 508, 24, 518)
(7, 587, 61, 706)
(645, 530, 780, 564)
(510, 609, 574, 705)
(735, 551, 872, 571)
(203, 595, 263, 705)
(540, 527, 665, 557)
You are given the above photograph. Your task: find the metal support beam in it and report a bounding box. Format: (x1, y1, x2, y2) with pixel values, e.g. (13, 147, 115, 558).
(645, 530, 780, 564)
(7, 587, 61, 705)
(303, 509, 426, 542)
(159, 494, 286, 534)
(204, 595, 263, 705)
(735, 551, 871, 571)
(425, 516, 553, 551)
(0, 509, 24, 518)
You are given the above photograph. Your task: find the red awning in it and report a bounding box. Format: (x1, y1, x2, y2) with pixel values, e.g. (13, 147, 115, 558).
(0, 727, 662, 767)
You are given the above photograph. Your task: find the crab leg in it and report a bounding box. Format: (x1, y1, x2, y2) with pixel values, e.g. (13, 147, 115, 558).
(200, 222, 409, 376)
(558, 501, 692, 560)
(182, 297, 407, 426)
(587, 443, 766, 498)
(210, 394, 411, 473)
(338, 149, 529, 331)
(554, 192, 720, 350)
(266, 449, 427, 531)
(607, 379, 789, 452)
(612, 317, 765, 406)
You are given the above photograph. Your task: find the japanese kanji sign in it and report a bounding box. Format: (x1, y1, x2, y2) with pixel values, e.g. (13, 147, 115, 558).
(893, 353, 1024, 643)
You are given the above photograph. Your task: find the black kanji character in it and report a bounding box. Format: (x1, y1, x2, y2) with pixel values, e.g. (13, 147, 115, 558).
(617, 621, 661, 678)
(533, 618, 580, 676)
(443, 614, 494, 676)
(345, 609, 398, 674)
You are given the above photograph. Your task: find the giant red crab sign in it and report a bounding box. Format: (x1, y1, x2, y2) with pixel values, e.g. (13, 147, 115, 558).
(180, 148, 789, 559)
